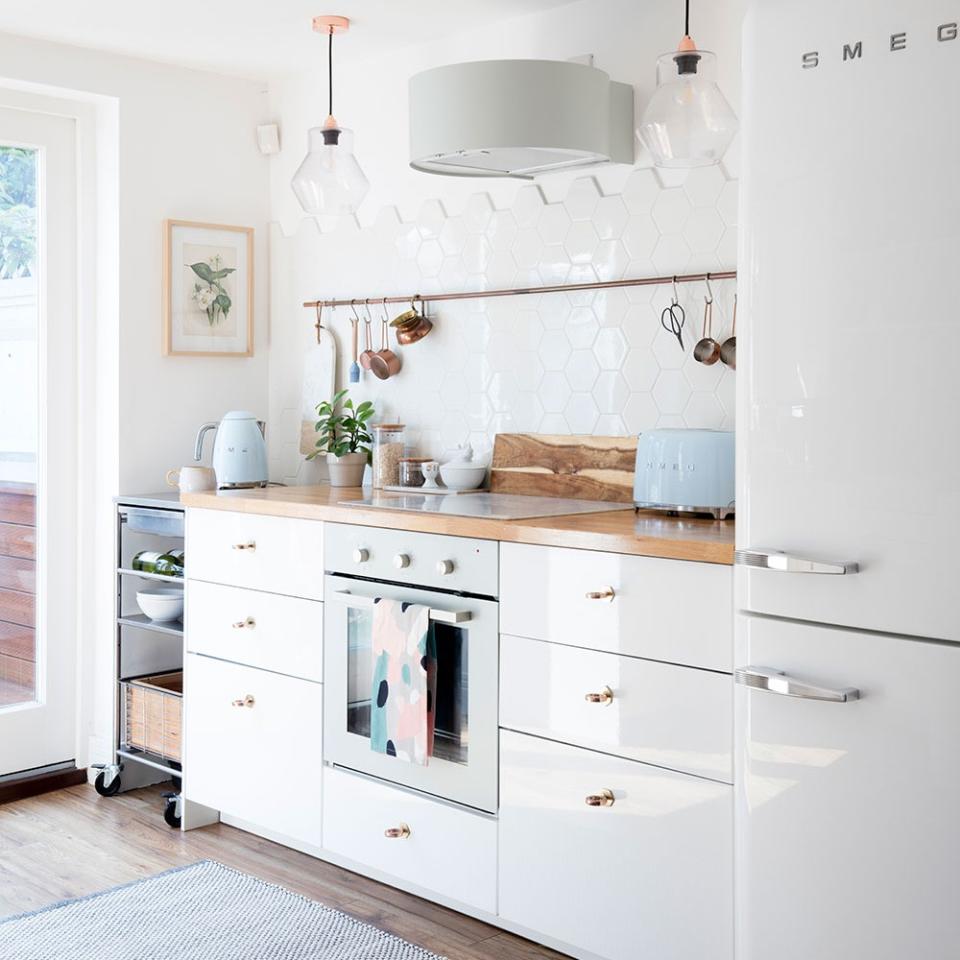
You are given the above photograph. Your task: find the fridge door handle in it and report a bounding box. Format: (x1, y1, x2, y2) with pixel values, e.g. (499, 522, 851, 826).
(735, 549, 859, 575)
(735, 665, 860, 702)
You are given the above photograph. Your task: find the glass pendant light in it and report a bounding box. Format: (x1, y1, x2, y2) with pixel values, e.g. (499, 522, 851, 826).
(292, 15, 370, 216)
(637, 0, 738, 168)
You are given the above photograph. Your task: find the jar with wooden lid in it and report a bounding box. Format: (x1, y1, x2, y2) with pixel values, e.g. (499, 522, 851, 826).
(398, 457, 431, 488)
(372, 424, 405, 488)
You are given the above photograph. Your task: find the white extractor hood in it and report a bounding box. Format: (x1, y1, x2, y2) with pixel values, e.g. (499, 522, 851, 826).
(408, 59, 634, 178)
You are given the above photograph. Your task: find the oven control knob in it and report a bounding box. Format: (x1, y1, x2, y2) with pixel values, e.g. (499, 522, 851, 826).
(436, 560, 455, 576)
(393, 553, 411, 569)
(352, 548, 369, 564)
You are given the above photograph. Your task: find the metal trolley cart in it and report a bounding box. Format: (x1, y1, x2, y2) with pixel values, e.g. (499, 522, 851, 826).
(92, 494, 185, 828)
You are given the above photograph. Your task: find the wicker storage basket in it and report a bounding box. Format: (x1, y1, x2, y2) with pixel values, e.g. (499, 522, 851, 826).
(122, 671, 183, 762)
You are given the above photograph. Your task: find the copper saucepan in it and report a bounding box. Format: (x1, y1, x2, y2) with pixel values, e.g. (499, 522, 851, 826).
(370, 313, 401, 380)
(390, 297, 433, 345)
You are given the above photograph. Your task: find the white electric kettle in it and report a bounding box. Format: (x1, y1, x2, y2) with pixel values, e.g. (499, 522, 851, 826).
(194, 411, 268, 489)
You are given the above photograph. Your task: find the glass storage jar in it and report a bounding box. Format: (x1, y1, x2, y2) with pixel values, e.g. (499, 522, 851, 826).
(371, 424, 405, 488)
(399, 457, 431, 488)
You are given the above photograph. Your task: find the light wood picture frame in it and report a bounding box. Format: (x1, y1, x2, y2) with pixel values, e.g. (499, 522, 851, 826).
(162, 219, 254, 357)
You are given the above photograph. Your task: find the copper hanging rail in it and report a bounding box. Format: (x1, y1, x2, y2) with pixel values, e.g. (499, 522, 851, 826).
(303, 268, 737, 312)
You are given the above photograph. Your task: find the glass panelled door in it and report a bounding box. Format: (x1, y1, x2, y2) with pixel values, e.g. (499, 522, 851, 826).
(0, 105, 78, 776)
(325, 575, 499, 813)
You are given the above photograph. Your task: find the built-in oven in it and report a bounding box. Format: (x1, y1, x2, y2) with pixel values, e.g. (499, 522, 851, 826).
(323, 523, 499, 813)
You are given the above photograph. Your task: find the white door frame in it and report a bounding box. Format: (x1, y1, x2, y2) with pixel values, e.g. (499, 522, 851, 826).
(0, 85, 118, 778)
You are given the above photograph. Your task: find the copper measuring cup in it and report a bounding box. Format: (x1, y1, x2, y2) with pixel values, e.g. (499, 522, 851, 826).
(370, 310, 401, 380)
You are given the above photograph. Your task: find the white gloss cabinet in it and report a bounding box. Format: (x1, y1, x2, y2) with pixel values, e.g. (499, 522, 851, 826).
(500, 543, 732, 672)
(187, 509, 324, 600)
(499, 731, 733, 960)
(184, 653, 323, 848)
(323, 766, 497, 914)
(736, 615, 960, 960)
(500, 633, 732, 782)
(186, 580, 322, 682)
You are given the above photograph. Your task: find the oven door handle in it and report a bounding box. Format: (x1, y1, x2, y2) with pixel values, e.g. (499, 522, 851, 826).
(330, 590, 473, 624)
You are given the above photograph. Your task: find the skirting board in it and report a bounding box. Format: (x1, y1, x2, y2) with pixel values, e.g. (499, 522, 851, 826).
(219, 811, 606, 960)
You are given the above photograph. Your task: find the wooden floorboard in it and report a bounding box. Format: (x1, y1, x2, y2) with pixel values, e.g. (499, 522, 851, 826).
(0, 784, 571, 959)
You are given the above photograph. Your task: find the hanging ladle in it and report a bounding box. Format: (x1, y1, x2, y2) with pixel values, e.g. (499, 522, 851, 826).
(348, 302, 361, 383)
(720, 293, 737, 369)
(693, 277, 721, 365)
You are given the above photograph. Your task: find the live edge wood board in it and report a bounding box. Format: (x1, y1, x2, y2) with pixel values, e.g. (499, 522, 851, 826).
(491, 434, 637, 503)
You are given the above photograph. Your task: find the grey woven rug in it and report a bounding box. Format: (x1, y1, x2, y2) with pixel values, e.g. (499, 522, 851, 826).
(0, 860, 446, 960)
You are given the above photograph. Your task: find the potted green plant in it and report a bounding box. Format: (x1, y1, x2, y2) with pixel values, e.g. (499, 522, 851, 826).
(307, 389, 374, 487)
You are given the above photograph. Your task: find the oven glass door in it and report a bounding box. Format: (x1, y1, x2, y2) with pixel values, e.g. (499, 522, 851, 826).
(324, 574, 498, 813)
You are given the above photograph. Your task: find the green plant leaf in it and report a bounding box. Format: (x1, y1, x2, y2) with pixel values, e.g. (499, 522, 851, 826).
(209, 267, 236, 280)
(189, 261, 215, 283)
(215, 293, 231, 317)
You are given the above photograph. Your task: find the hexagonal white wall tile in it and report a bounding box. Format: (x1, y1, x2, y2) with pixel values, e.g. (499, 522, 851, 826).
(564, 178, 601, 222)
(566, 307, 599, 349)
(540, 371, 572, 413)
(565, 349, 600, 391)
(593, 195, 629, 240)
(463, 193, 494, 235)
(271, 150, 739, 466)
(651, 189, 692, 234)
(538, 204, 572, 245)
(683, 166, 727, 209)
(652, 369, 692, 415)
(593, 370, 630, 414)
(564, 393, 599, 433)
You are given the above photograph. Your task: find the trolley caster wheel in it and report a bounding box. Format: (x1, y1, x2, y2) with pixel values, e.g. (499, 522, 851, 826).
(162, 793, 182, 829)
(94, 771, 121, 797)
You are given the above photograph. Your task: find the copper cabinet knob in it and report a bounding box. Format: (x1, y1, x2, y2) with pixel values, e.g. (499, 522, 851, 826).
(584, 686, 614, 705)
(384, 823, 411, 839)
(585, 789, 616, 808)
(232, 617, 256, 629)
(232, 542, 257, 551)
(585, 586, 615, 602)
(231, 695, 256, 708)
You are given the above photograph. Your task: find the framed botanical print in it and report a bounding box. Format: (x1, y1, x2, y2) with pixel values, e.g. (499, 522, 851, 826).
(162, 219, 254, 357)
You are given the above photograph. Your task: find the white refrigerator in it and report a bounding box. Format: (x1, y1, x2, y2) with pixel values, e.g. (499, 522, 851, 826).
(736, 1, 960, 957)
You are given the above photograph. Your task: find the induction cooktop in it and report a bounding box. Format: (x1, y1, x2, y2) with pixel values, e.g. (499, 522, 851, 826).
(339, 492, 631, 521)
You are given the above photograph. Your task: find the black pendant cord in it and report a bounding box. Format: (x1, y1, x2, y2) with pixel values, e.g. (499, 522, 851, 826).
(328, 27, 334, 117)
(685, 0, 690, 36)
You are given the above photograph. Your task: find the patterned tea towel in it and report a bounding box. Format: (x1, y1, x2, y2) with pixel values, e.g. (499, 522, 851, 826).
(369, 598, 437, 764)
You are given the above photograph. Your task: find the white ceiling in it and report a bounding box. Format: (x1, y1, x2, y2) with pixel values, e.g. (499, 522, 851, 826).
(0, 0, 579, 80)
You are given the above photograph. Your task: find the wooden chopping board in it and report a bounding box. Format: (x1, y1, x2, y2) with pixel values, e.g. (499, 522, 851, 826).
(299, 325, 337, 457)
(490, 434, 638, 503)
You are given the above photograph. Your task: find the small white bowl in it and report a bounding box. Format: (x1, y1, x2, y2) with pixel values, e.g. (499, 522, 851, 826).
(439, 462, 487, 490)
(136, 588, 184, 623)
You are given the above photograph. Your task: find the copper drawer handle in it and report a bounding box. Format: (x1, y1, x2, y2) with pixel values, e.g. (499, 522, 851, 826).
(232, 542, 257, 552)
(585, 789, 615, 808)
(584, 686, 614, 705)
(585, 587, 615, 602)
(384, 823, 411, 839)
(231, 695, 255, 708)
(232, 617, 256, 630)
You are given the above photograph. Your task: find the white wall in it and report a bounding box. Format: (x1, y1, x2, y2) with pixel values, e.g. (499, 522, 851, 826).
(265, 0, 745, 482)
(0, 34, 271, 769)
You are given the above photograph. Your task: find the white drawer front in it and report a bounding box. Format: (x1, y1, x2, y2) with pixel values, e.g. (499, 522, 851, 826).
(499, 731, 733, 960)
(501, 634, 731, 783)
(184, 654, 322, 847)
(186, 581, 322, 682)
(322, 766, 496, 914)
(187, 509, 323, 599)
(500, 542, 732, 672)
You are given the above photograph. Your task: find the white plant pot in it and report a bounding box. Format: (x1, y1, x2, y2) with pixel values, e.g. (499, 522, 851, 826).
(327, 451, 367, 487)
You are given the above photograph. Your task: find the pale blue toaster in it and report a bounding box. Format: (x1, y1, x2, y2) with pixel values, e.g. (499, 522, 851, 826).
(633, 429, 735, 520)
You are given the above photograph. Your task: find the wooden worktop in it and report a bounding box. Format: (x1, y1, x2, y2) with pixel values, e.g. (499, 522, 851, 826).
(180, 485, 735, 565)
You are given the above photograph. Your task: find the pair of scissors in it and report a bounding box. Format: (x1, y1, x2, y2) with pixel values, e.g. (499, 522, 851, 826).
(660, 278, 686, 351)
